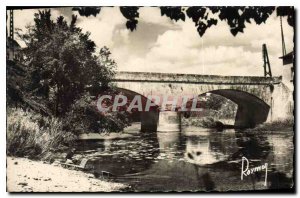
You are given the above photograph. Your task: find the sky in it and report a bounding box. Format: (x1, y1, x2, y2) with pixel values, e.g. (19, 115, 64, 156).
(9, 7, 294, 87)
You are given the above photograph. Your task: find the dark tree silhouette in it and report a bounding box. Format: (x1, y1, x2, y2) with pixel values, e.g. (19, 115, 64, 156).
(72, 6, 294, 37)
(16, 10, 116, 116)
(72, 6, 101, 17)
(120, 7, 139, 31)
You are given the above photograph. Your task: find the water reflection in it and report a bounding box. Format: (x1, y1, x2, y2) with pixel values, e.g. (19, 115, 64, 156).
(184, 131, 238, 165)
(75, 127, 294, 191)
(231, 132, 271, 161)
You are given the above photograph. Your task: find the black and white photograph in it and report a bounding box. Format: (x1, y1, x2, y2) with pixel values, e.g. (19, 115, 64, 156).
(5, 4, 295, 193)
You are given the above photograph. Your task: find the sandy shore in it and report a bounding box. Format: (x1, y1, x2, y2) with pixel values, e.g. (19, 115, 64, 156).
(6, 157, 128, 192)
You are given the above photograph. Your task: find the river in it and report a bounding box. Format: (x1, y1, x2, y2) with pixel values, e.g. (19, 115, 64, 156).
(74, 124, 294, 192)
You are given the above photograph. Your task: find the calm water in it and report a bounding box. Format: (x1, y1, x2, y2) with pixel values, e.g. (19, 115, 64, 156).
(75, 125, 294, 192)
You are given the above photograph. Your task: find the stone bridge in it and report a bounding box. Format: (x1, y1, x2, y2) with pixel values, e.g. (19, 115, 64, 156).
(111, 71, 292, 132)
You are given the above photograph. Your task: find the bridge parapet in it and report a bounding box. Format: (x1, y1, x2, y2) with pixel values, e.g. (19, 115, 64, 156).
(113, 71, 282, 85)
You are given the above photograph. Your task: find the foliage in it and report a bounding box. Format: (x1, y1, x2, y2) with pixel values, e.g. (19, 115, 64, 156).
(73, 6, 294, 37)
(161, 7, 185, 22)
(218, 100, 238, 119)
(202, 94, 225, 110)
(7, 60, 51, 115)
(64, 89, 131, 135)
(73, 7, 101, 17)
(6, 60, 26, 106)
(276, 7, 294, 27)
(120, 7, 139, 31)
(245, 118, 294, 132)
(16, 10, 116, 116)
(7, 108, 76, 159)
(182, 116, 217, 128)
(9, 10, 132, 135)
(183, 94, 237, 128)
(200, 93, 237, 116)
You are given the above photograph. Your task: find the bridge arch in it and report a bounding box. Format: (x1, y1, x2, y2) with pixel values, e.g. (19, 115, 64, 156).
(114, 87, 160, 132)
(200, 89, 270, 128)
(114, 87, 271, 130)
(112, 71, 290, 130)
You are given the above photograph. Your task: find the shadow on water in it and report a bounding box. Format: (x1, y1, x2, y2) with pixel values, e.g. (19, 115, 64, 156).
(74, 127, 294, 192)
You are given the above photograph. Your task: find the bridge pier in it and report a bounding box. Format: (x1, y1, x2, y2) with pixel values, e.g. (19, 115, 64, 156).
(157, 111, 181, 132)
(140, 111, 183, 132)
(140, 111, 160, 132)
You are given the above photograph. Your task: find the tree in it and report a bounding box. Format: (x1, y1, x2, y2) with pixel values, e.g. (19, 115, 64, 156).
(202, 94, 225, 111)
(17, 10, 116, 116)
(14, 10, 131, 134)
(64, 91, 131, 134)
(72, 6, 294, 37)
(6, 60, 26, 106)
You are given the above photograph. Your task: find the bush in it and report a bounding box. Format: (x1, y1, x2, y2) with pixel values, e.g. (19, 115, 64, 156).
(245, 117, 294, 132)
(64, 93, 131, 134)
(182, 116, 217, 128)
(7, 108, 77, 159)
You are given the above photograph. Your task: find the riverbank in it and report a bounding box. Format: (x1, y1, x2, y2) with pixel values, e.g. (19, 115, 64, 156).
(244, 118, 294, 133)
(6, 157, 128, 192)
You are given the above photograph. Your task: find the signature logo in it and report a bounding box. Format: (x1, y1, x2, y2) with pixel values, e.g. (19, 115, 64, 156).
(241, 156, 268, 186)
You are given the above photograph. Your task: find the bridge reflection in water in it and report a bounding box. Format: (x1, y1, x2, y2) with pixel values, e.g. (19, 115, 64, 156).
(75, 124, 293, 191)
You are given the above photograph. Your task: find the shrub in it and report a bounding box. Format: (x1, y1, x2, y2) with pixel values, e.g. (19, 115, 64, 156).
(7, 108, 77, 159)
(182, 116, 217, 128)
(64, 93, 131, 134)
(246, 117, 294, 132)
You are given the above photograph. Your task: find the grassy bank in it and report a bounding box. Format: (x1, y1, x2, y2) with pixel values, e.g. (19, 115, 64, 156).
(7, 108, 131, 192)
(244, 118, 294, 132)
(182, 115, 294, 132)
(7, 108, 77, 160)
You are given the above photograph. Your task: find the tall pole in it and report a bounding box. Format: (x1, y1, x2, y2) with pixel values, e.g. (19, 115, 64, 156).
(262, 44, 272, 77)
(9, 10, 14, 57)
(280, 16, 286, 57)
